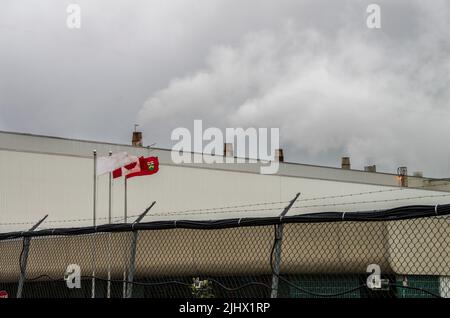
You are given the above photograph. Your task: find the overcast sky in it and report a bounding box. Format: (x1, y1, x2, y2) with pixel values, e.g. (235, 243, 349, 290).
(1, 0, 450, 177)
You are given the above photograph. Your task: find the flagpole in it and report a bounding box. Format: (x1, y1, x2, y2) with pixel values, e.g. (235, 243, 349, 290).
(124, 177, 128, 222)
(107, 150, 112, 298)
(91, 150, 97, 298)
(108, 151, 112, 223)
(122, 176, 128, 298)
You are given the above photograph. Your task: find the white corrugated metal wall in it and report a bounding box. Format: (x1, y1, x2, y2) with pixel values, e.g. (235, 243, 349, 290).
(1, 147, 450, 233)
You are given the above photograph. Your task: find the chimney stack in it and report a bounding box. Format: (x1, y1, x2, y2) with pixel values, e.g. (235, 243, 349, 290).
(397, 166, 408, 187)
(132, 124, 143, 147)
(364, 165, 377, 172)
(224, 143, 233, 157)
(341, 157, 351, 170)
(132, 131, 143, 146)
(275, 149, 284, 162)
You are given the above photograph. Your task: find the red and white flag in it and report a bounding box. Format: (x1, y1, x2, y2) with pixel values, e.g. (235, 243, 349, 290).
(113, 156, 159, 179)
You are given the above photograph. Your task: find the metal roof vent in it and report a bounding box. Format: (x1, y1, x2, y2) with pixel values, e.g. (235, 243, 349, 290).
(364, 165, 377, 172)
(341, 157, 351, 170)
(275, 149, 284, 162)
(224, 143, 233, 157)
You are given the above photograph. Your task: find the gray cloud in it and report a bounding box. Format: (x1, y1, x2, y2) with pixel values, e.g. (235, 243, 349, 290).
(138, 0, 450, 177)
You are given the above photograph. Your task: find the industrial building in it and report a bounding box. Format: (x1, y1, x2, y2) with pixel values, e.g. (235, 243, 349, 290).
(0, 130, 449, 298)
(1, 130, 449, 232)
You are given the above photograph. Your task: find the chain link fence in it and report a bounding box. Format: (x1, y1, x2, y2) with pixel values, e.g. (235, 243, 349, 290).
(0, 205, 449, 298)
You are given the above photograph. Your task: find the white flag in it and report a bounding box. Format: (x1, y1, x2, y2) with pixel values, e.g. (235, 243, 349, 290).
(96, 152, 138, 176)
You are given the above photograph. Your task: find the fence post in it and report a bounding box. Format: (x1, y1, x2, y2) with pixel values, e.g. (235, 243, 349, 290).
(270, 224, 284, 298)
(125, 202, 156, 298)
(107, 150, 112, 298)
(16, 215, 48, 299)
(270, 193, 300, 298)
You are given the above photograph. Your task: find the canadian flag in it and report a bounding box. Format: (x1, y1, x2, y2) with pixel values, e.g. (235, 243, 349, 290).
(96, 152, 138, 176)
(113, 156, 159, 179)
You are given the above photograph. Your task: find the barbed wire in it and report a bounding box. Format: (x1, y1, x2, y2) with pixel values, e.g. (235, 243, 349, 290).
(2, 187, 450, 227)
(125, 187, 410, 220)
(135, 192, 450, 217)
(0, 214, 126, 227)
(119, 192, 450, 220)
(291, 193, 450, 210)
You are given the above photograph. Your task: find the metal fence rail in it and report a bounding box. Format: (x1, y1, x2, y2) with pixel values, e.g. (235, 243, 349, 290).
(0, 205, 449, 298)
